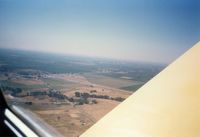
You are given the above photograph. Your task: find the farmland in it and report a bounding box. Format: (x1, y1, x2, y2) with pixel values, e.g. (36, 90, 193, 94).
(0, 48, 165, 137)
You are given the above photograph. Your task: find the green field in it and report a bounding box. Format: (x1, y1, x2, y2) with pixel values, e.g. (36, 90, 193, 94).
(121, 83, 144, 92)
(0, 78, 79, 91)
(0, 80, 47, 90)
(83, 73, 141, 89)
(42, 78, 79, 90)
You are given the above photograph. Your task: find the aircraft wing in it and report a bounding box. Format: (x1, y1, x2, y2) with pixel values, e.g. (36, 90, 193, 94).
(80, 42, 200, 137)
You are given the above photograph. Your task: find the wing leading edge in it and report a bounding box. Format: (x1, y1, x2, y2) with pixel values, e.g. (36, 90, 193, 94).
(80, 41, 200, 137)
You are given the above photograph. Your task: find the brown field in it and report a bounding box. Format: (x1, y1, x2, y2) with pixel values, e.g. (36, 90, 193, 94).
(35, 98, 124, 137)
(7, 73, 133, 137)
(34, 83, 132, 137)
(12, 79, 44, 85)
(52, 74, 91, 85)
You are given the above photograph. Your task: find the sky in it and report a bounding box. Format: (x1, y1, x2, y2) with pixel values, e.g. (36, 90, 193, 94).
(0, 0, 199, 64)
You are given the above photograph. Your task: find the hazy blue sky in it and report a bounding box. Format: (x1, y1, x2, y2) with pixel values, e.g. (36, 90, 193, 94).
(0, 0, 199, 63)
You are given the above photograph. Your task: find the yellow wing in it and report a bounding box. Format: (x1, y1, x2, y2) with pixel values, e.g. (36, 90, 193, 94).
(80, 41, 200, 137)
